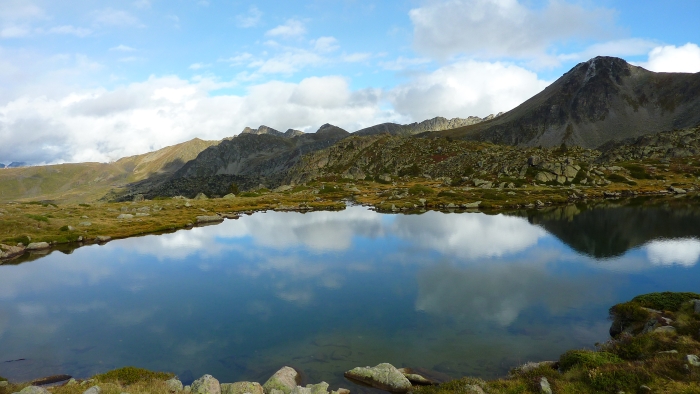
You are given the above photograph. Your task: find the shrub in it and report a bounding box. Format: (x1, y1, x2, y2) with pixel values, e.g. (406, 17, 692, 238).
(607, 173, 637, 185)
(559, 350, 622, 371)
(408, 185, 435, 195)
(25, 214, 49, 223)
(229, 183, 239, 195)
(78, 203, 90, 207)
(59, 225, 70, 231)
(605, 333, 656, 360)
(631, 292, 700, 311)
(93, 366, 173, 385)
(437, 191, 459, 198)
(623, 164, 652, 180)
(586, 364, 652, 392)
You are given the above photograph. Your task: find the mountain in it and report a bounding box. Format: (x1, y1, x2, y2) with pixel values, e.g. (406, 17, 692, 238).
(122, 124, 350, 199)
(239, 125, 305, 138)
(431, 56, 700, 149)
(7, 162, 27, 168)
(354, 115, 499, 137)
(0, 163, 5, 169)
(0, 138, 217, 203)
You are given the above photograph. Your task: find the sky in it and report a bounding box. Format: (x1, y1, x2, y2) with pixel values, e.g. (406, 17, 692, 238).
(1, 0, 699, 165)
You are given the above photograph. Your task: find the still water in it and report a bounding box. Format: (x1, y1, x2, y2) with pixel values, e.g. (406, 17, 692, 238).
(1, 200, 700, 388)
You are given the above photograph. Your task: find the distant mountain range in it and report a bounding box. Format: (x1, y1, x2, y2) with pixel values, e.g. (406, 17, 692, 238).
(1, 56, 699, 202)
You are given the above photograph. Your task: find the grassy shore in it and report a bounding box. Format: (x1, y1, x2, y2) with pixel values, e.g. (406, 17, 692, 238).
(2, 293, 700, 394)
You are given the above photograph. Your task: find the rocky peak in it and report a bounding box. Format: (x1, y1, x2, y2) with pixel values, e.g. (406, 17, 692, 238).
(240, 125, 283, 137)
(316, 123, 349, 137)
(284, 129, 305, 138)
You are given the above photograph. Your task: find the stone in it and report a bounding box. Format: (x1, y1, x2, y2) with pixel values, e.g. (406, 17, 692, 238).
(397, 368, 436, 385)
(196, 215, 223, 224)
(344, 363, 412, 393)
(191, 375, 220, 394)
(687, 354, 700, 367)
(0, 381, 7, 387)
(95, 236, 111, 243)
(658, 350, 679, 354)
(221, 382, 263, 394)
(418, 199, 426, 206)
(539, 377, 552, 394)
(527, 156, 541, 166)
(17, 387, 50, 394)
(564, 165, 579, 178)
(166, 378, 184, 393)
(535, 172, 556, 183)
(26, 242, 50, 250)
(222, 194, 237, 199)
(464, 385, 484, 394)
(669, 186, 687, 194)
(263, 367, 300, 394)
(133, 194, 145, 202)
(290, 382, 329, 394)
(117, 214, 134, 219)
(693, 299, 700, 314)
(1, 243, 25, 259)
(79, 221, 92, 226)
(330, 389, 350, 394)
(194, 193, 209, 200)
(273, 185, 293, 193)
(83, 386, 101, 394)
(653, 326, 677, 334)
(135, 213, 149, 217)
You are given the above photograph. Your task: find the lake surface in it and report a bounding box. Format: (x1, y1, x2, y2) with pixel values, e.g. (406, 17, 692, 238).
(2, 199, 700, 389)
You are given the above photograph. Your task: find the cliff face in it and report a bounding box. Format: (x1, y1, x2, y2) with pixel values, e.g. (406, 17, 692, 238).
(433, 57, 700, 149)
(355, 115, 499, 137)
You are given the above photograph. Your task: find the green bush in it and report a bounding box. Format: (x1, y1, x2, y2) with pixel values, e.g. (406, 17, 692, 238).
(631, 292, 700, 311)
(408, 185, 435, 195)
(318, 185, 340, 194)
(606, 333, 657, 360)
(437, 191, 459, 198)
(609, 302, 651, 324)
(78, 203, 91, 207)
(25, 214, 49, 223)
(586, 365, 652, 393)
(623, 164, 652, 180)
(607, 173, 637, 185)
(559, 350, 622, 371)
(59, 225, 70, 231)
(93, 366, 173, 385)
(229, 183, 239, 195)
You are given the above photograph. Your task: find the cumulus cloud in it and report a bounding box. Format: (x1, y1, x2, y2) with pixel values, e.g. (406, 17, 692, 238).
(45, 25, 91, 37)
(266, 19, 306, 38)
(390, 59, 549, 119)
(410, 0, 615, 62)
(312, 36, 340, 53)
(92, 8, 142, 28)
(235, 6, 262, 28)
(559, 38, 659, 63)
(646, 238, 700, 267)
(640, 43, 700, 73)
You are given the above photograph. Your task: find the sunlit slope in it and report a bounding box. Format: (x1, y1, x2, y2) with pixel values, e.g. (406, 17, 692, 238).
(0, 138, 217, 203)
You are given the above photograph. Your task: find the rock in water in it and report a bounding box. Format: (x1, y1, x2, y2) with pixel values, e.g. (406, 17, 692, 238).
(344, 363, 412, 393)
(396, 368, 436, 385)
(290, 382, 329, 394)
(262, 367, 300, 394)
(191, 375, 221, 394)
(166, 378, 184, 393)
(196, 215, 223, 224)
(221, 382, 263, 394)
(26, 242, 50, 250)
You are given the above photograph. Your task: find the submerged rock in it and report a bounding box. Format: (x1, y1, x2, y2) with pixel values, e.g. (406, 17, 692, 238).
(262, 367, 300, 394)
(344, 363, 412, 393)
(191, 375, 221, 394)
(221, 382, 263, 394)
(397, 368, 436, 385)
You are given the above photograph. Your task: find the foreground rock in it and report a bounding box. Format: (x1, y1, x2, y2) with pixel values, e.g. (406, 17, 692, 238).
(396, 368, 436, 385)
(191, 374, 221, 394)
(26, 242, 50, 251)
(196, 215, 224, 224)
(262, 367, 300, 394)
(344, 363, 412, 393)
(166, 378, 184, 393)
(221, 381, 263, 394)
(0, 243, 25, 259)
(16, 386, 50, 394)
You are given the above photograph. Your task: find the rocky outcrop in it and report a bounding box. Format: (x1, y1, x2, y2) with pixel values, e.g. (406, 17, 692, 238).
(598, 126, 700, 163)
(191, 374, 221, 394)
(354, 116, 495, 137)
(262, 366, 300, 394)
(343, 363, 412, 393)
(0, 244, 25, 259)
(221, 382, 263, 394)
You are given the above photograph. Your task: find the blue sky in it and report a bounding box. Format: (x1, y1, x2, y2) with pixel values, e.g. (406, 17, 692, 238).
(1, 0, 699, 164)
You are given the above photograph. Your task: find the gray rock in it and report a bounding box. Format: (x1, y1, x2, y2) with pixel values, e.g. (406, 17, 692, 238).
(539, 377, 552, 394)
(344, 363, 412, 393)
(669, 186, 687, 194)
(83, 386, 101, 394)
(26, 242, 50, 250)
(535, 172, 556, 183)
(397, 368, 435, 385)
(688, 354, 700, 367)
(290, 382, 329, 394)
(262, 367, 300, 394)
(166, 378, 184, 393)
(117, 214, 134, 219)
(191, 375, 220, 394)
(194, 193, 209, 200)
(133, 194, 145, 202)
(221, 382, 263, 394)
(464, 385, 484, 394)
(1, 243, 25, 259)
(693, 299, 700, 314)
(0, 381, 7, 388)
(222, 194, 237, 199)
(95, 236, 111, 243)
(196, 215, 223, 224)
(135, 213, 150, 217)
(79, 221, 92, 227)
(654, 326, 677, 334)
(18, 387, 50, 394)
(463, 201, 481, 208)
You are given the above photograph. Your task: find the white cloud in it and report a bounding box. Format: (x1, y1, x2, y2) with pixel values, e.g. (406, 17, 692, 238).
(46, 25, 91, 37)
(251, 47, 325, 74)
(92, 8, 142, 27)
(390, 59, 549, 119)
(189, 63, 211, 70)
(640, 43, 700, 73)
(266, 19, 306, 38)
(110, 44, 136, 52)
(559, 38, 659, 63)
(235, 6, 262, 28)
(0, 25, 30, 38)
(133, 0, 151, 9)
(341, 52, 372, 63)
(379, 56, 432, 71)
(313, 36, 340, 53)
(0, 1, 44, 21)
(646, 238, 700, 267)
(410, 0, 615, 62)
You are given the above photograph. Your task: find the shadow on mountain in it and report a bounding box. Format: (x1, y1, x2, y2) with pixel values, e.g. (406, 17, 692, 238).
(514, 197, 700, 258)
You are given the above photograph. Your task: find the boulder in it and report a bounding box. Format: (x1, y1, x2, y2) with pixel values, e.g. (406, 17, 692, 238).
(191, 375, 221, 394)
(79, 221, 92, 227)
(196, 215, 223, 224)
(262, 367, 300, 394)
(669, 186, 687, 194)
(463, 201, 481, 208)
(0, 244, 25, 259)
(166, 378, 184, 393)
(17, 386, 50, 394)
(133, 194, 145, 202)
(117, 214, 133, 219)
(397, 368, 436, 385)
(136, 213, 149, 217)
(527, 156, 541, 166)
(290, 382, 329, 394)
(344, 363, 412, 393)
(535, 172, 556, 183)
(539, 377, 552, 394)
(26, 242, 50, 251)
(95, 236, 111, 243)
(83, 386, 101, 394)
(687, 355, 700, 367)
(221, 382, 263, 394)
(194, 193, 209, 200)
(222, 194, 237, 199)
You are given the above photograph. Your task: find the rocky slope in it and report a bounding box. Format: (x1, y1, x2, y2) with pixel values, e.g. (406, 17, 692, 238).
(354, 115, 500, 137)
(597, 125, 700, 163)
(431, 56, 700, 149)
(240, 125, 304, 138)
(126, 124, 350, 199)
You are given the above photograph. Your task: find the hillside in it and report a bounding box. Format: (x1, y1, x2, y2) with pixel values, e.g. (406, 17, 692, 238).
(0, 138, 217, 203)
(430, 56, 700, 148)
(354, 115, 499, 137)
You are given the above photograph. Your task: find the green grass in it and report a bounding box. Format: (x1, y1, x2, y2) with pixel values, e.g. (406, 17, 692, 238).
(630, 292, 700, 311)
(25, 214, 49, 223)
(607, 173, 637, 185)
(93, 367, 174, 386)
(559, 350, 623, 371)
(408, 184, 435, 195)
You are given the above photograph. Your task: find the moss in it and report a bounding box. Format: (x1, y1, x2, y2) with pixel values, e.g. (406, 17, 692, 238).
(408, 185, 435, 195)
(59, 225, 70, 231)
(25, 214, 49, 223)
(93, 366, 174, 386)
(585, 364, 652, 393)
(631, 292, 700, 311)
(605, 333, 657, 360)
(437, 191, 459, 198)
(607, 173, 637, 185)
(559, 350, 622, 371)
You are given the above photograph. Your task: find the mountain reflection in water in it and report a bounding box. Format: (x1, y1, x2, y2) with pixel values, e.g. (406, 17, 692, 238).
(1, 199, 699, 388)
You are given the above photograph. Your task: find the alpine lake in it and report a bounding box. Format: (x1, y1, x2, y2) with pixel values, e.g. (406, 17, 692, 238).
(2, 197, 700, 391)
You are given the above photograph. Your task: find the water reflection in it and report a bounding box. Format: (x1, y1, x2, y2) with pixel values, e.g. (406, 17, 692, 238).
(1, 200, 700, 386)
